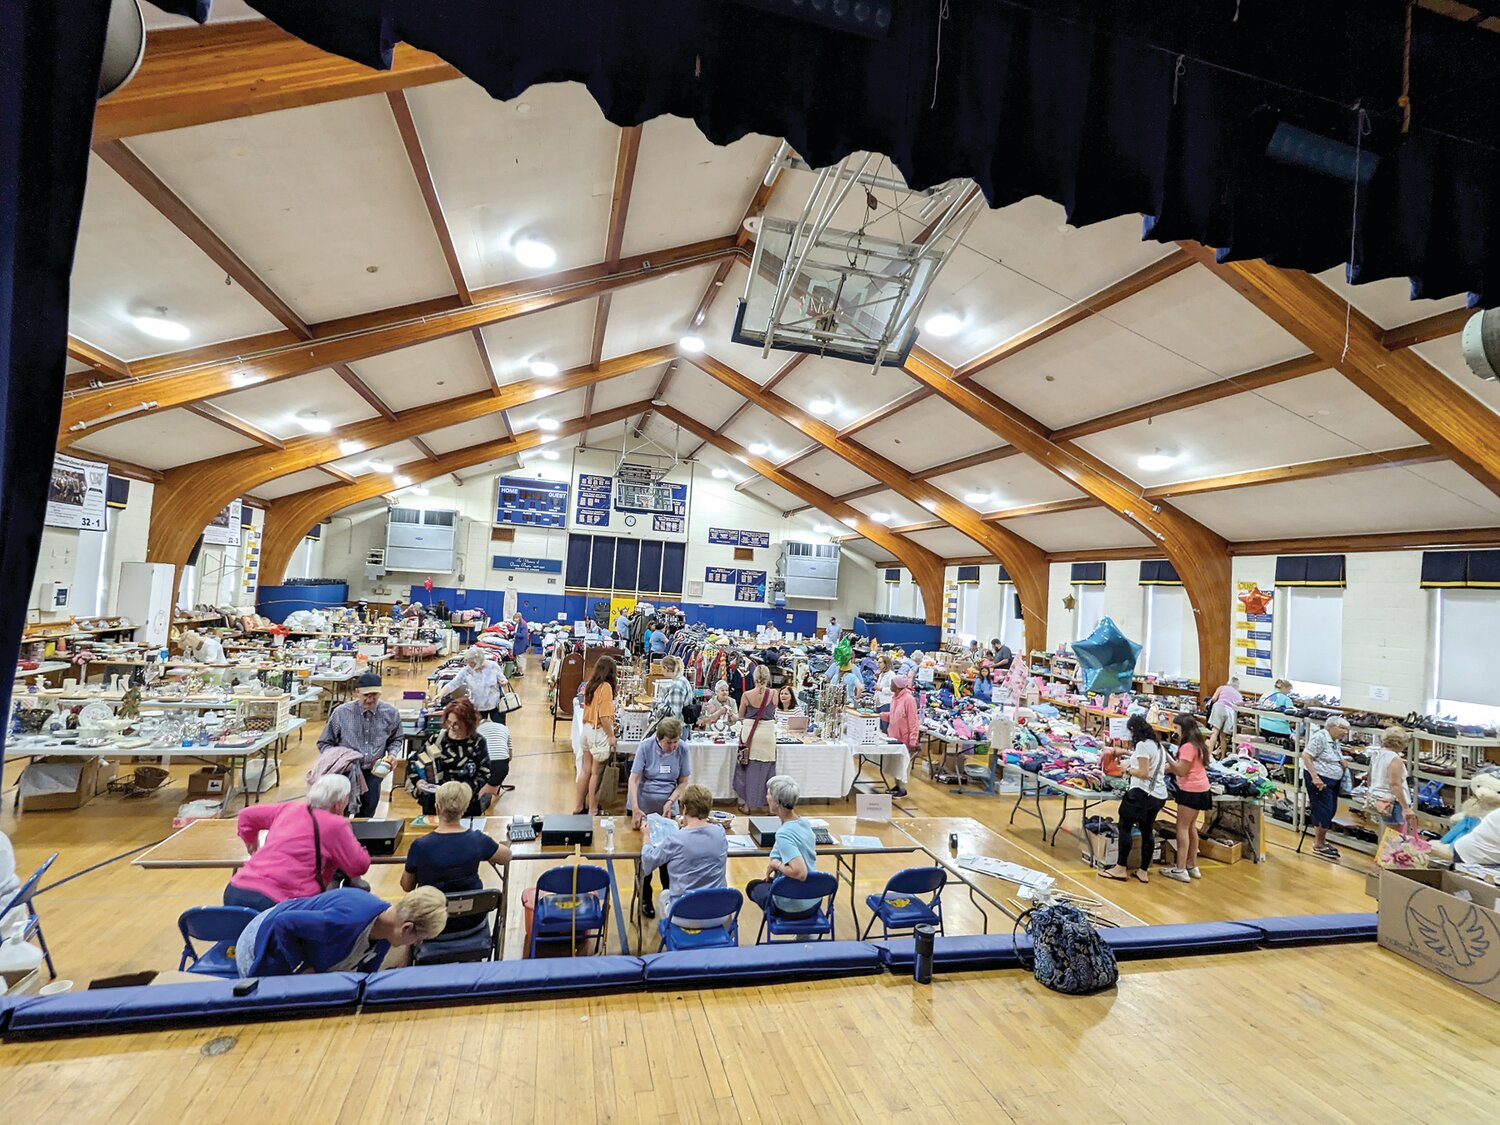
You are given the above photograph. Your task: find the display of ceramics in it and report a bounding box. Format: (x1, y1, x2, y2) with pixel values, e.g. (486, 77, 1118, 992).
(77, 701, 115, 729)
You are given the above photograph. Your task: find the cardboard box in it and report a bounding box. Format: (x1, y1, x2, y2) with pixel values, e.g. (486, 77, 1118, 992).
(186, 766, 232, 799)
(1377, 868, 1500, 1003)
(20, 756, 112, 811)
(1199, 837, 1243, 865)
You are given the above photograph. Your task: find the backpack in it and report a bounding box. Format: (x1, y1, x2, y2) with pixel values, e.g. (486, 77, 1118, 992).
(1016, 903, 1118, 995)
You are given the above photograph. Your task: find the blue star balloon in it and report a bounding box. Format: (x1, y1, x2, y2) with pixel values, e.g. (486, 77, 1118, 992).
(1071, 617, 1142, 694)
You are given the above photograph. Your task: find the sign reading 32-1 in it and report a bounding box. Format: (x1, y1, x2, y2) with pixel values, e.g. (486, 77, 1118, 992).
(45, 454, 109, 531)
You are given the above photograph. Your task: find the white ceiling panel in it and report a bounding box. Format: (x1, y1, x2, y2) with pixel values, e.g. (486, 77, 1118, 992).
(1000, 508, 1154, 552)
(739, 478, 806, 513)
(907, 526, 991, 557)
(1315, 266, 1470, 331)
(509, 390, 587, 439)
(1173, 462, 1500, 540)
(1410, 332, 1500, 418)
(916, 244, 1072, 370)
(589, 365, 670, 414)
(722, 407, 812, 463)
(72, 409, 258, 469)
(848, 490, 934, 529)
(328, 440, 425, 477)
(477, 300, 600, 388)
(1074, 370, 1422, 484)
(929, 457, 1086, 511)
(69, 154, 285, 359)
(694, 264, 802, 384)
(856, 395, 1004, 470)
(419, 416, 510, 456)
(789, 449, 880, 496)
(455, 455, 523, 483)
(248, 468, 339, 501)
(601, 265, 716, 360)
(775, 354, 912, 427)
(348, 334, 492, 412)
(660, 369, 744, 421)
(212, 368, 378, 439)
(129, 97, 455, 323)
(407, 81, 617, 291)
(624, 118, 776, 257)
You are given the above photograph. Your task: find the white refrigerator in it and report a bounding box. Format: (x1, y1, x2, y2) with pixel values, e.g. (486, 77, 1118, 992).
(116, 561, 176, 648)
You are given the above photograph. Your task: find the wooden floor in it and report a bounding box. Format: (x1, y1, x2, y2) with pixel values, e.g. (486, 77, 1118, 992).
(4, 655, 1497, 1120)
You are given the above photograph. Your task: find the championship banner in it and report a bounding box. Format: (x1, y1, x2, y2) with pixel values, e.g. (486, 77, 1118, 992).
(45, 453, 108, 531)
(1234, 581, 1274, 680)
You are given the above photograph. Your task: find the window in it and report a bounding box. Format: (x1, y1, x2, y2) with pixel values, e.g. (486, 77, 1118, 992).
(1433, 589, 1500, 722)
(1283, 587, 1342, 696)
(956, 583, 978, 642)
(1142, 585, 1188, 676)
(1073, 584, 1105, 641)
(998, 586, 1022, 651)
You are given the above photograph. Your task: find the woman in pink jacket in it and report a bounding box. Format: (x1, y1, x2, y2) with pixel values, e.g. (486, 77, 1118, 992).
(223, 775, 372, 912)
(885, 674, 920, 797)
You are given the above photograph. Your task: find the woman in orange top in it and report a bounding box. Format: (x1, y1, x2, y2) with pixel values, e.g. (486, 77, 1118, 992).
(574, 656, 619, 815)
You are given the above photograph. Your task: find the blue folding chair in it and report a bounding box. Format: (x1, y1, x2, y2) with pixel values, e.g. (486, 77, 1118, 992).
(861, 866, 947, 940)
(529, 864, 611, 958)
(178, 906, 259, 978)
(658, 888, 743, 951)
(755, 872, 838, 944)
(1, 853, 58, 979)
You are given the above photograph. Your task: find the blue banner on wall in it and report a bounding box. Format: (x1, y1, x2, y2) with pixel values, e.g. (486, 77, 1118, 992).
(734, 569, 766, 603)
(705, 566, 737, 585)
(575, 474, 612, 528)
(652, 514, 683, 533)
(492, 555, 563, 574)
(708, 527, 770, 548)
(497, 476, 569, 528)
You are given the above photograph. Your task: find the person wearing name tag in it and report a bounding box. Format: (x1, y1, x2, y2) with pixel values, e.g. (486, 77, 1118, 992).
(629, 717, 693, 918)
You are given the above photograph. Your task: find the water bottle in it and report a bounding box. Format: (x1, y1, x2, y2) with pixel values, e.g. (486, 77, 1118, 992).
(913, 923, 937, 985)
(602, 816, 615, 852)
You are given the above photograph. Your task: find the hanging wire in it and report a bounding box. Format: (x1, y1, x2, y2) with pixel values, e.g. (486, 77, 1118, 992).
(1342, 107, 1372, 363)
(930, 0, 951, 110)
(1399, 0, 1415, 135)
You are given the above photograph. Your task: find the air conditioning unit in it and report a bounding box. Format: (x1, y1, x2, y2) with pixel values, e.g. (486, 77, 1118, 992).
(365, 546, 387, 580)
(384, 508, 457, 572)
(777, 540, 840, 599)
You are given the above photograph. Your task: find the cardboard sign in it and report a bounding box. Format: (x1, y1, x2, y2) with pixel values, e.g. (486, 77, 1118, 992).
(1108, 716, 1128, 740)
(856, 793, 892, 822)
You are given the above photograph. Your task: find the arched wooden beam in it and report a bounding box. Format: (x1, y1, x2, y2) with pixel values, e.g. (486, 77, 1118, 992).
(687, 352, 1050, 654)
(657, 405, 948, 627)
(147, 347, 674, 571)
(902, 348, 1231, 694)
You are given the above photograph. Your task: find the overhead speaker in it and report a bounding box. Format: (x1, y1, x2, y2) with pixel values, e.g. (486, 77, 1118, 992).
(1462, 308, 1500, 382)
(99, 0, 146, 101)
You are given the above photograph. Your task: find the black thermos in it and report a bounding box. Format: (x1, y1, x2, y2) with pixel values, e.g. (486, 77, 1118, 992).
(913, 923, 936, 984)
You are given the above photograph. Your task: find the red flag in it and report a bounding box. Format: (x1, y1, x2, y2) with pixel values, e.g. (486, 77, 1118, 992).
(424, 577, 433, 593)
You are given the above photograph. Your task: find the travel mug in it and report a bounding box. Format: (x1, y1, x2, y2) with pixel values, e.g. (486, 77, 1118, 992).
(913, 923, 936, 985)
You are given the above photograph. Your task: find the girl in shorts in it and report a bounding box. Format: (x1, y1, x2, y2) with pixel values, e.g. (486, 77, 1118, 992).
(1162, 714, 1214, 882)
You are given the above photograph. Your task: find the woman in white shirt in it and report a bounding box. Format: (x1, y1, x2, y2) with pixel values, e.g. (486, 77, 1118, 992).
(1099, 715, 1168, 884)
(180, 629, 226, 664)
(1367, 726, 1417, 834)
(436, 648, 509, 725)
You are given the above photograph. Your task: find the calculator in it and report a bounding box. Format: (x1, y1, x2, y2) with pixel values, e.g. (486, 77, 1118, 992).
(507, 818, 536, 842)
(813, 827, 836, 846)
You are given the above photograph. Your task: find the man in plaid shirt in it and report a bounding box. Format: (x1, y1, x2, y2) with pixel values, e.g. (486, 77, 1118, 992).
(654, 655, 698, 724)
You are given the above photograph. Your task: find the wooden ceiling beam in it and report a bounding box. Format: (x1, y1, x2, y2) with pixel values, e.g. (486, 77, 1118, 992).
(585, 125, 644, 419)
(685, 354, 806, 461)
(318, 465, 358, 486)
(387, 90, 470, 305)
(409, 437, 442, 463)
(902, 345, 1230, 692)
(685, 151, 787, 330)
(1044, 546, 1170, 564)
(58, 235, 740, 443)
(104, 459, 163, 484)
(67, 337, 131, 381)
(1146, 444, 1444, 499)
(658, 405, 950, 626)
(93, 21, 459, 143)
(183, 402, 285, 450)
(689, 352, 1051, 652)
(261, 401, 648, 583)
(1183, 244, 1500, 501)
(1381, 307, 1471, 350)
(145, 346, 673, 570)
(1229, 526, 1500, 557)
(786, 445, 1027, 517)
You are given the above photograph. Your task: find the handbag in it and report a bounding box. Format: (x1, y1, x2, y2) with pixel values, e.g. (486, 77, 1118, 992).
(737, 692, 773, 767)
(496, 685, 523, 714)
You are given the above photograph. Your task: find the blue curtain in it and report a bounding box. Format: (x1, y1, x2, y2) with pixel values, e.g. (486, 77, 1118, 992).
(0, 1, 112, 789)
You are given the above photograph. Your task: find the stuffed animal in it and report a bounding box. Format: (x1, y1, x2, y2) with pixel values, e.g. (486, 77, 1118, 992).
(1429, 768, 1500, 862)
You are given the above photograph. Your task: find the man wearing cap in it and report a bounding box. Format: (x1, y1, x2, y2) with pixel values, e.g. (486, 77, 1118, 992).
(318, 673, 404, 817)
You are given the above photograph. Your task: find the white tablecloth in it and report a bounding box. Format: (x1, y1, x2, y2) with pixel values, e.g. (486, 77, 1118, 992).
(606, 735, 901, 800)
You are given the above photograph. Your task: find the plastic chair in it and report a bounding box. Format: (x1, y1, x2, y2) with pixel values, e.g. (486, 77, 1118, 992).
(658, 888, 743, 951)
(177, 906, 259, 978)
(529, 864, 611, 958)
(413, 888, 503, 964)
(1, 853, 59, 979)
(755, 872, 839, 944)
(860, 866, 948, 941)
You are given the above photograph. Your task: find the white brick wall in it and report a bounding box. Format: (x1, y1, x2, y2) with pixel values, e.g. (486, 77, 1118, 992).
(1341, 552, 1431, 713)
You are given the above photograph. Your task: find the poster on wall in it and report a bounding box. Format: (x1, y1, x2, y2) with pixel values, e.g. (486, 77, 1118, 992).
(203, 499, 243, 547)
(735, 569, 767, 603)
(575, 474, 612, 528)
(652, 514, 683, 534)
(708, 527, 770, 548)
(45, 453, 109, 531)
(241, 525, 262, 601)
(1234, 581, 1275, 681)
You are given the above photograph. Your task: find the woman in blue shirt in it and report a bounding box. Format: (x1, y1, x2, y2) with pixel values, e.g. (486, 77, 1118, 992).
(235, 887, 448, 977)
(1256, 678, 1297, 745)
(744, 775, 821, 919)
(402, 781, 511, 933)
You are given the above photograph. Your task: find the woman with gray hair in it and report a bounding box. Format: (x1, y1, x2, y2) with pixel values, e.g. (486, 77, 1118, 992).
(436, 646, 510, 724)
(1302, 716, 1353, 859)
(223, 775, 372, 912)
(743, 775, 821, 919)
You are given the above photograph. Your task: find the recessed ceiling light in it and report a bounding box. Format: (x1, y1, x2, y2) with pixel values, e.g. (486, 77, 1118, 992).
(393, 475, 412, 487)
(366, 459, 392, 473)
(711, 467, 730, 478)
(541, 449, 560, 460)
(871, 512, 891, 523)
(964, 492, 990, 505)
(411, 486, 429, 496)
(530, 358, 558, 378)
(514, 238, 556, 269)
(132, 313, 190, 342)
(814, 523, 832, 534)
(297, 412, 332, 434)
(679, 335, 705, 353)
(1138, 450, 1177, 472)
(537, 417, 560, 432)
(747, 442, 769, 456)
(338, 440, 366, 456)
(231, 371, 263, 388)
(808, 399, 835, 416)
(923, 312, 962, 337)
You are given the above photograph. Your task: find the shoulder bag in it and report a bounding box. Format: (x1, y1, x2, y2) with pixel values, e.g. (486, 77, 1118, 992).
(737, 691, 774, 767)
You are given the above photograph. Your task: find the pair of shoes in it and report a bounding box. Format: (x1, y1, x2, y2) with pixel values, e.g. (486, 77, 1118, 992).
(1188, 867, 1202, 880)
(1162, 867, 1192, 883)
(1313, 844, 1341, 861)
(640, 897, 656, 919)
(889, 786, 907, 798)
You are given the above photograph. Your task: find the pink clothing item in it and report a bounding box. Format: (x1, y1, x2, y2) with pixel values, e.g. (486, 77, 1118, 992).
(1211, 684, 1245, 709)
(886, 689, 920, 750)
(1177, 743, 1211, 792)
(306, 746, 368, 803)
(229, 801, 372, 905)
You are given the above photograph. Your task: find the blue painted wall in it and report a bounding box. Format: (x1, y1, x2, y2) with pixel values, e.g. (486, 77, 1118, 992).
(257, 582, 349, 623)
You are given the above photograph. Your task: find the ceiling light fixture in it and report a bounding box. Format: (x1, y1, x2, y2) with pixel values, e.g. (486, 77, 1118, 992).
(679, 335, 705, 353)
(871, 512, 891, 523)
(411, 486, 430, 496)
(297, 412, 332, 434)
(366, 459, 392, 473)
(393, 475, 412, 488)
(1137, 449, 1177, 472)
(964, 492, 990, 505)
(923, 312, 962, 338)
(711, 467, 730, 479)
(132, 308, 190, 341)
(541, 449, 560, 460)
(813, 523, 832, 534)
(513, 238, 556, 269)
(529, 358, 558, 378)
(338, 440, 366, 456)
(537, 417, 560, 432)
(747, 442, 769, 456)
(808, 399, 835, 416)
